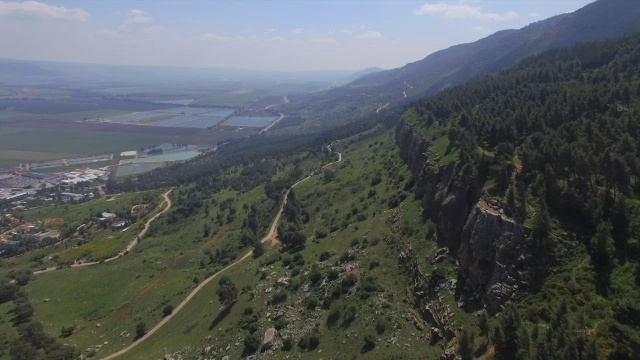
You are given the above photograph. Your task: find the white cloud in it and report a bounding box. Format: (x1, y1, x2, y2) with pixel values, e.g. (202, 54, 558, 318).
(414, 2, 518, 21)
(528, 12, 540, 18)
(200, 32, 229, 42)
(291, 27, 303, 34)
(0, 1, 90, 21)
(268, 36, 285, 42)
(124, 8, 151, 25)
(355, 31, 383, 40)
(340, 29, 352, 35)
(95, 28, 122, 38)
(309, 37, 337, 44)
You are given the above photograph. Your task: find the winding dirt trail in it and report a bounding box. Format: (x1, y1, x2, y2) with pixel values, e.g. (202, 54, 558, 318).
(100, 145, 342, 360)
(33, 190, 173, 275)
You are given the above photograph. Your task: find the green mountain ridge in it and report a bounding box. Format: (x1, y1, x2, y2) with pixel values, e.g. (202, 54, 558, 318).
(283, 0, 640, 130)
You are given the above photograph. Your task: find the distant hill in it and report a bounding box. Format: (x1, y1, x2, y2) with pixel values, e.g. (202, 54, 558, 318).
(285, 0, 640, 127)
(338, 67, 384, 85)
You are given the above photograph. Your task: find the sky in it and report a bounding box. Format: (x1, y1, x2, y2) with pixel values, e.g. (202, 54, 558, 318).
(0, 0, 594, 72)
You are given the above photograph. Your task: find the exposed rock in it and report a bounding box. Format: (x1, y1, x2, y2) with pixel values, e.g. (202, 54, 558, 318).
(459, 203, 542, 311)
(263, 327, 277, 348)
(396, 120, 549, 310)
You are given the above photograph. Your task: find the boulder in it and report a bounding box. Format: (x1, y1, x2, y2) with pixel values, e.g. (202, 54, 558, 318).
(263, 327, 277, 348)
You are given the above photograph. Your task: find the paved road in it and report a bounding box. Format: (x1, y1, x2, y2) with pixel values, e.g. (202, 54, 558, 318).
(100, 146, 342, 360)
(33, 190, 173, 275)
(259, 113, 286, 134)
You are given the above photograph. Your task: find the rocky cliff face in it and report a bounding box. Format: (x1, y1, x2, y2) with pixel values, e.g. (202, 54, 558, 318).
(395, 122, 478, 249)
(396, 120, 543, 311)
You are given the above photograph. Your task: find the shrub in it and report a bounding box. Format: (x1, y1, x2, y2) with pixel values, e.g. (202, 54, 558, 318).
(363, 333, 376, 352)
(299, 333, 320, 350)
(244, 333, 261, 354)
(316, 228, 329, 239)
(271, 291, 288, 304)
(327, 269, 339, 281)
(305, 296, 319, 310)
(319, 250, 332, 262)
(342, 274, 358, 289)
(135, 322, 147, 339)
(327, 304, 342, 327)
(293, 253, 305, 266)
(60, 325, 76, 338)
(376, 319, 386, 334)
(343, 304, 357, 326)
(309, 268, 323, 285)
(162, 305, 174, 317)
(282, 337, 293, 351)
(274, 318, 288, 331)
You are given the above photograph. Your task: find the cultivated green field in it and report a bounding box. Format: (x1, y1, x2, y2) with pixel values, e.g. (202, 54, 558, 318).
(0, 127, 182, 166)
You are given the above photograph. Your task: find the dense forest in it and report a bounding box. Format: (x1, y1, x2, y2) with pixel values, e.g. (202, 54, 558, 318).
(410, 33, 640, 359)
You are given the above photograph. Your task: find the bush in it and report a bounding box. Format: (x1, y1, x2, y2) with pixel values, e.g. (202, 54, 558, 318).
(281, 255, 292, 267)
(319, 250, 332, 262)
(252, 241, 265, 258)
(135, 322, 147, 339)
(339, 252, 355, 264)
(293, 253, 305, 266)
(274, 318, 288, 331)
(271, 291, 288, 304)
(369, 260, 380, 270)
(243, 333, 261, 354)
(343, 304, 357, 326)
(309, 268, 323, 285)
(342, 273, 358, 289)
(376, 319, 386, 334)
(327, 269, 339, 281)
(363, 333, 376, 352)
(282, 337, 293, 351)
(298, 333, 320, 350)
(327, 304, 341, 327)
(361, 275, 378, 293)
(305, 296, 319, 310)
(316, 228, 329, 239)
(60, 325, 76, 338)
(162, 305, 174, 317)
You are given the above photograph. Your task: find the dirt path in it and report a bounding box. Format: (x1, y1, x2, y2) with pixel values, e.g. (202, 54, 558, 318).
(100, 146, 342, 360)
(376, 103, 390, 114)
(33, 190, 173, 275)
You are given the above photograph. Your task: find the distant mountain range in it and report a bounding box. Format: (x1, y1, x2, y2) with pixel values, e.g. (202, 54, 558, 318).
(291, 0, 640, 123)
(338, 67, 383, 85)
(0, 58, 362, 88)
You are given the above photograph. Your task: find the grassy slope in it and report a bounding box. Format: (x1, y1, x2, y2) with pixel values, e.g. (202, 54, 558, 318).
(2, 129, 476, 360)
(123, 129, 473, 359)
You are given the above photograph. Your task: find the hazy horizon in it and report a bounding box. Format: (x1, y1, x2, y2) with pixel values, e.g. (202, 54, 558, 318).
(1, 0, 593, 72)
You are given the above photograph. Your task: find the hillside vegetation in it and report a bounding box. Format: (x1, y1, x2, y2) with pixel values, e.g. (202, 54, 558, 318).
(400, 32, 640, 360)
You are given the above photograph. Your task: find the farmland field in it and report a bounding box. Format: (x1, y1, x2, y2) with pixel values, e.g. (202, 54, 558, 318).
(153, 99, 194, 105)
(246, 95, 284, 110)
(226, 115, 276, 127)
(0, 98, 174, 115)
(148, 115, 225, 128)
(0, 127, 181, 159)
(191, 93, 263, 107)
